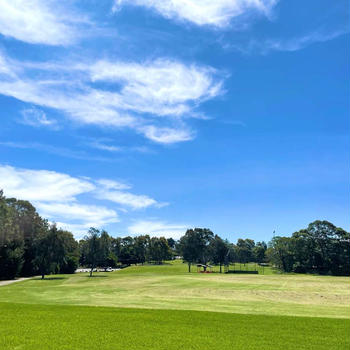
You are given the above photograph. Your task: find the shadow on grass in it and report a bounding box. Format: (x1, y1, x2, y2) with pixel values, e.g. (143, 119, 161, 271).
(85, 275, 108, 278)
(33, 277, 67, 281)
(143, 262, 172, 266)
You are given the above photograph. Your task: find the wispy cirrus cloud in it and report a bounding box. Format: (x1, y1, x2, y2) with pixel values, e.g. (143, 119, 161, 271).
(231, 28, 349, 54)
(0, 164, 165, 236)
(0, 141, 112, 162)
(114, 0, 278, 28)
(0, 52, 224, 144)
(19, 108, 59, 129)
(87, 140, 122, 153)
(96, 190, 161, 210)
(85, 138, 153, 154)
(95, 177, 166, 209)
(261, 29, 349, 53)
(0, 0, 89, 45)
(96, 179, 131, 191)
(139, 125, 194, 144)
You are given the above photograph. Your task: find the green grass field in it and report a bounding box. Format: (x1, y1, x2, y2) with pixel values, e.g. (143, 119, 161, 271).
(0, 261, 349, 349)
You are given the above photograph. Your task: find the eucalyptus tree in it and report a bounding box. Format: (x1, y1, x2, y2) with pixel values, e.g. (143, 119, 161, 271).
(83, 228, 101, 277)
(179, 228, 214, 272)
(34, 224, 66, 279)
(210, 235, 229, 273)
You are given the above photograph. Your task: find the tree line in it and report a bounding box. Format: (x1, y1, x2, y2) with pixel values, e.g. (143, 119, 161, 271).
(0, 190, 349, 279)
(267, 221, 350, 275)
(0, 191, 78, 279)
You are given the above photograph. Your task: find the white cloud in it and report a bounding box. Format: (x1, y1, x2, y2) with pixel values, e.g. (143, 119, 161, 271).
(0, 53, 16, 77)
(89, 59, 223, 116)
(0, 0, 85, 45)
(96, 190, 160, 209)
(128, 220, 189, 239)
(54, 222, 93, 238)
(19, 108, 59, 129)
(139, 125, 194, 144)
(0, 165, 94, 202)
(37, 202, 119, 226)
(88, 141, 122, 152)
(0, 52, 223, 144)
(114, 0, 277, 27)
(96, 179, 131, 191)
(0, 164, 164, 236)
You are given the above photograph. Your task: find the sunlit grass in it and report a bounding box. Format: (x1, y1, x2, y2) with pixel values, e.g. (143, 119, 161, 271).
(0, 260, 348, 318)
(1, 302, 349, 350)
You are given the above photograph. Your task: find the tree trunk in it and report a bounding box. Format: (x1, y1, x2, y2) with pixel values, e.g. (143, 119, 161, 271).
(188, 262, 191, 273)
(40, 265, 45, 280)
(220, 263, 222, 273)
(90, 266, 93, 277)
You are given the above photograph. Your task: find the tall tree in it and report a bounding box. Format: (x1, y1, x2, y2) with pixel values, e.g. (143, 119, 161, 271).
(147, 237, 171, 264)
(210, 235, 229, 273)
(84, 228, 101, 277)
(236, 239, 255, 268)
(179, 228, 214, 272)
(253, 241, 267, 264)
(58, 230, 79, 274)
(134, 235, 150, 265)
(33, 224, 66, 279)
(267, 236, 294, 272)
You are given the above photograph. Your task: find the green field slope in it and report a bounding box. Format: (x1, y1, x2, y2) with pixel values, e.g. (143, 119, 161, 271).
(1, 302, 349, 350)
(1, 262, 349, 350)
(0, 261, 348, 318)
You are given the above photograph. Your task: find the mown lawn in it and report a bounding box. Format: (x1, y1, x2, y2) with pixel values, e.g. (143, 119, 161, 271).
(1, 302, 349, 350)
(0, 262, 349, 349)
(0, 261, 348, 318)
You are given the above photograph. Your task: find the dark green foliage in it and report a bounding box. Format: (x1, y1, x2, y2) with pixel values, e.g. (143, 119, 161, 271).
(33, 225, 67, 279)
(209, 235, 229, 273)
(81, 228, 101, 276)
(268, 220, 350, 275)
(0, 191, 79, 279)
(179, 228, 214, 272)
(253, 241, 267, 263)
(167, 237, 176, 249)
(134, 235, 150, 264)
(118, 236, 138, 265)
(0, 240, 23, 279)
(0, 191, 47, 279)
(57, 230, 79, 274)
(236, 238, 255, 265)
(147, 237, 172, 264)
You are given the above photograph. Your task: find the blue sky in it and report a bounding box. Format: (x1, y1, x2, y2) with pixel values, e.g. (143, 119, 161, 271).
(0, 0, 349, 241)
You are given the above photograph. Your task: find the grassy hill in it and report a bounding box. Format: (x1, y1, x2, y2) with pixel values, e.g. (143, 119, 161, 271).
(0, 261, 348, 318)
(0, 261, 349, 349)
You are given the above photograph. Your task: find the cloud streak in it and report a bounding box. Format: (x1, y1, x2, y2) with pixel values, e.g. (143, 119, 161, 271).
(231, 29, 349, 54)
(0, 0, 88, 45)
(114, 0, 277, 28)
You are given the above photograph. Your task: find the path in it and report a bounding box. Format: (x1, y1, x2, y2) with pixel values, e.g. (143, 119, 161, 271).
(0, 276, 35, 287)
